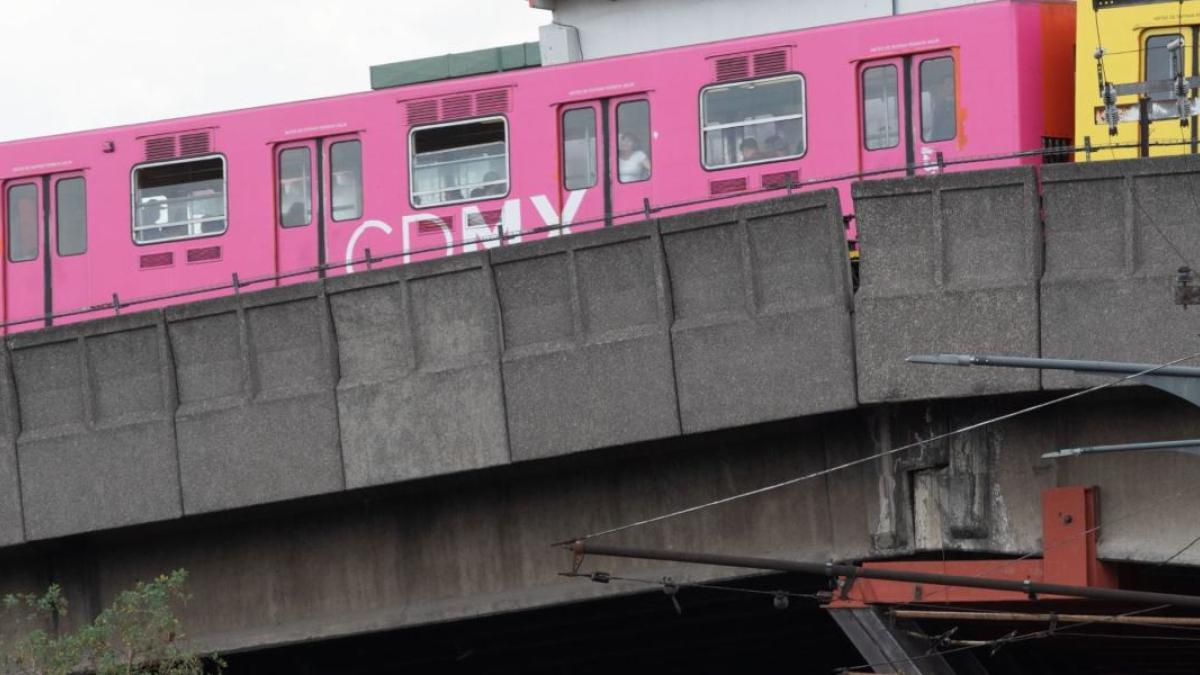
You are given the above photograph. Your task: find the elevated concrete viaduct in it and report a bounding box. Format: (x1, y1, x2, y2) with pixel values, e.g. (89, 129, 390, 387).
(4, 155, 1200, 671)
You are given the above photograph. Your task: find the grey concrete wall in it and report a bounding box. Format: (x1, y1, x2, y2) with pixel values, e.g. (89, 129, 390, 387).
(661, 193, 856, 433)
(3, 386, 1196, 655)
(854, 167, 1043, 403)
(0, 192, 855, 548)
(1041, 155, 1200, 389)
(326, 254, 509, 487)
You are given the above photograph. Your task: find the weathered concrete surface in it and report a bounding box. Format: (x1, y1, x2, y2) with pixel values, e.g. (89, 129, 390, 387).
(854, 167, 1042, 403)
(327, 254, 509, 487)
(2, 387, 1198, 655)
(1041, 156, 1200, 389)
(662, 191, 857, 433)
(0, 345, 22, 547)
(168, 286, 344, 514)
(9, 314, 183, 540)
(0, 194, 856, 546)
(493, 221, 679, 460)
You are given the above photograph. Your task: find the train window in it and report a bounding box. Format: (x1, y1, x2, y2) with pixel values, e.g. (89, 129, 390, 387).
(6, 184, 38, 263)
(863, 65, 900, 150)
(330, 140, 363, 221)
(132, 156, 226, 244)
(410, 117, 508, 206)
(617, 100, 652, 183)
(1147, 34, 1184, 99)
(279, 148, 312, 227)
(919, 57, 956, 143)
(701, 74, 806, 169)
(55, 177, 86, 256)
(562, 108, 597, 190)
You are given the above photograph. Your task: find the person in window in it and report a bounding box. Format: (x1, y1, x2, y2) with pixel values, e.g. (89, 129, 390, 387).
(764, 135, 788, 158)
(617, 132, 651, 182)
(470, 171, 505, 199)
(740, 138, 762, 162)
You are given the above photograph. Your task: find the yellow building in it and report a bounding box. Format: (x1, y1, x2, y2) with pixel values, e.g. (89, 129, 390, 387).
(1076, 0, 1200, 160)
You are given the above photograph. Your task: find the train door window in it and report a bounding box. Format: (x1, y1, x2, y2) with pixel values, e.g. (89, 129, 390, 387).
(1146, 34, 1184, 99)
(330, 140, 362, 222)
(919, 57, 956, 143)
(6, 183, 38, 262)
(55, 177, 86, 256)
(700, 74, 806, 169)
(863, 65, 900, 150)
(279, 147, 312, 227)
(616, 100, 652, 183)
(132, 156, 226, 244)
(410, 117, 508, 207)
(563, 108, 597, 190)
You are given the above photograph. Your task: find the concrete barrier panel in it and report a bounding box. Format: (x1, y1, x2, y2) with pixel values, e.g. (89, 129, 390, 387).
(11, 314, 182, 540)
(662, 192, 856, 433)
(0, 345, 22, 547)
(169, 287, 343, 514)
(328, 254, 508, 488)
(492, 221, 679, 461)
(853, 167, 1042, 402)
(1041, 156, 1200, 388)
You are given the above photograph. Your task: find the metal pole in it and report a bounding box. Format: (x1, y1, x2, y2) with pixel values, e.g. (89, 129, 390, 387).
(1044, 438, 1200, 459)
(906, 354, 1200, 379)
(892, 609, 1200, 627)
(568, 542, 1200, 610)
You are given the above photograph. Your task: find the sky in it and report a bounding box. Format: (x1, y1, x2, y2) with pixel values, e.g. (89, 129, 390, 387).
(0, 1, 551, 143)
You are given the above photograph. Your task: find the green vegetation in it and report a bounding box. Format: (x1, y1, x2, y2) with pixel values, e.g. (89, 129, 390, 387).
(1, 569, 221, 675)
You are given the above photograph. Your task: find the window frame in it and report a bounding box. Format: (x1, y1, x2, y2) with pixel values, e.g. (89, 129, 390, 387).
(407, 114, 511, 209)
(277, 146, 313, 229)
(616, 99, 653, 184)
(329, 139, 364, 223)
(698, 73, 808, 171)
(129, 153, 228, 246)
(918, 56, 957, 144)
(561, 106, 599, 191)
(54, 175, 87, 257)
(1144, 32, 1186, 101)
(861, 64, 901, 151)
(6, 181, 40, 264)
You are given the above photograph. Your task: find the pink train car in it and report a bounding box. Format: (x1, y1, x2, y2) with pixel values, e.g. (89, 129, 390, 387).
(0, 0, 1074, 331)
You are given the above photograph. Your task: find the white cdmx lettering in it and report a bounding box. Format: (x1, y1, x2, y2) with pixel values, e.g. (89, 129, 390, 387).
(343, 190, 588, 273)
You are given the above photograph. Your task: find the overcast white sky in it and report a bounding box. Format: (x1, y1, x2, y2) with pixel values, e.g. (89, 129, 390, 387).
(0, 1, 551, 143)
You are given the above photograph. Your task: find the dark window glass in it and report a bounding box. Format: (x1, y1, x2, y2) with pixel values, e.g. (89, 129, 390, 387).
(133, 156, 226, 244)
(701, 75, 806, 169)
(410, 118, 508, 206)
(562, 108, 597, 190)
(330, 141, 363, 221)
(279, 147, 312, 227)
(617, 100, 652, 183)
(863, 65, 900, 150)
(56, 177, 86, 256)
(919, 57, 956, 143)
(7, 183, 38, 263)
(1147, 34, 1184, 100)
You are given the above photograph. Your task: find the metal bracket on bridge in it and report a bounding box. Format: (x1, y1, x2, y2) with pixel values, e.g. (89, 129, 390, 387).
(908, 353, 1200, 458)
(907, 353, 1200, 408)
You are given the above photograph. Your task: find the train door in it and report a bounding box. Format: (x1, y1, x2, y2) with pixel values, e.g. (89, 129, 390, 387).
(274, 133, 363, 281)
(859, 57, 909, 177)
(2, 172, 91, 330)
(558, 94, 654, 232)
(858, 52, 958, 177)
(275, 140, 319, 282)
(910, 51, 960, 173)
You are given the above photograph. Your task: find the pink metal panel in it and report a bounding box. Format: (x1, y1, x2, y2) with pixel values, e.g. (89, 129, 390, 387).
(0, 1, 1075, 327)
